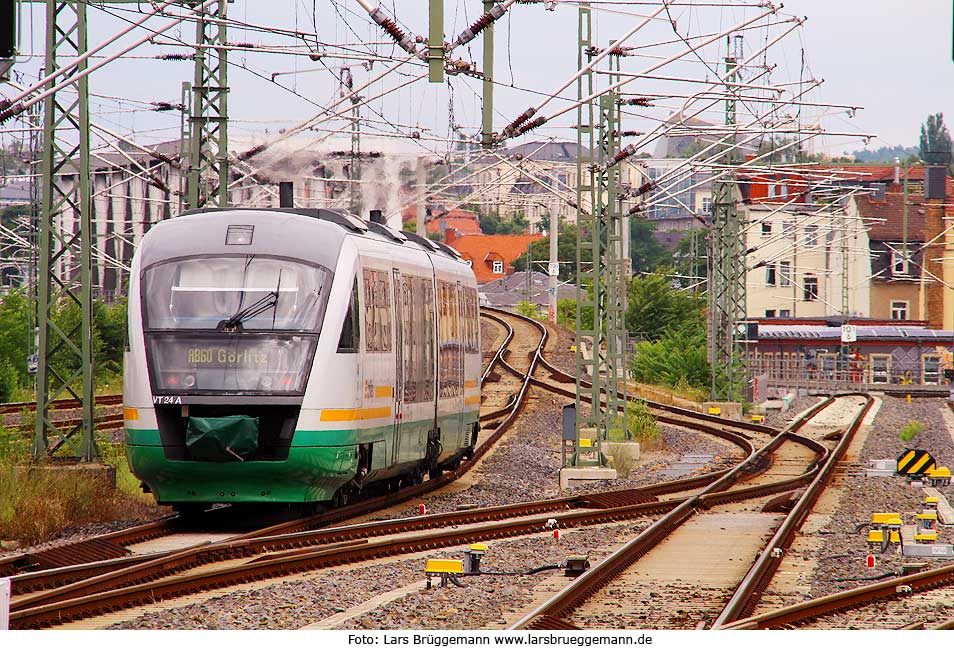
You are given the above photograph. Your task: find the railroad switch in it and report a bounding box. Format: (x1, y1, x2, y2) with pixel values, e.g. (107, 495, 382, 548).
(563, 555, 590, 577)
(425, 559, 464, 588)
(463, 543, 488, 575)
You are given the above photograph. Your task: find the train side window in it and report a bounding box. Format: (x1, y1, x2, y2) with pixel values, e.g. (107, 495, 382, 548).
(362, 269, 392, 352)
(337, 279, 360, 353)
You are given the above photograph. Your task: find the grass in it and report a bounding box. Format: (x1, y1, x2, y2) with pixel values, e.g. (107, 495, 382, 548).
(899, 421, 926, 443)
(608, 399, 662, 451)
(0, 426, 161, 546)
(606, 442, 640, 479)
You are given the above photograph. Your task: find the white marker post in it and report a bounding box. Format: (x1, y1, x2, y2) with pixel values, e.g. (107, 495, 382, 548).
(0, 576, 10, 630)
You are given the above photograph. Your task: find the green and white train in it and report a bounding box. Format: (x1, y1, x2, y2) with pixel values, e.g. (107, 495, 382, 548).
(123, 207, 481, 510)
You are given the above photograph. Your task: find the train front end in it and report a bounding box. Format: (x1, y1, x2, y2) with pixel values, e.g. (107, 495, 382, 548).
(123, 210, 352, 508)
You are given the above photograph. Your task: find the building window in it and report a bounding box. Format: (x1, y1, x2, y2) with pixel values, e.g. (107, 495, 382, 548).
(779, 309, 791, 317)
(870, 354, 891, 384)
(779, 261, 791, 287)
(701, 197, 712, 213)
(804, 225, 818, 247)
(492, 260, 503, 274)
(890, 300, 908, 321)
(765, 263, 777, 286)
(923, 355, 942, 385)
(891, 246, 910, 276)
(765, 309, 776, 317)
(782, 221, 794, 236)
(803, 275, 818, 301)
(761, 222, 772, 237)
(767, 183, 777, 198)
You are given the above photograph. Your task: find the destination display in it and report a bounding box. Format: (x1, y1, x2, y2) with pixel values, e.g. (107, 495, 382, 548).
(146, 334, 315, 395)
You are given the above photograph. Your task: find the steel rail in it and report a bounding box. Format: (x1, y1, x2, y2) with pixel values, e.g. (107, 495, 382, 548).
(511, 395, 843, 629)
(11, 440, 829, 629)
(0, 394, 122, 415)
(1, 309, 539, 592)
(722, 560, 954, 630)
(5, 309, 800, 627)
(1, 309, 525, 586)
(712, 393, 875, 627)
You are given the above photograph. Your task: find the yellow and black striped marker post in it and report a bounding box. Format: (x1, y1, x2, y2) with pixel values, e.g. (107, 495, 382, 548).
(896, 448, 937, 477)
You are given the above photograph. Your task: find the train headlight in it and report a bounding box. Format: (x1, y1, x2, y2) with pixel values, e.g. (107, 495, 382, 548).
(183, 374, 196, 388)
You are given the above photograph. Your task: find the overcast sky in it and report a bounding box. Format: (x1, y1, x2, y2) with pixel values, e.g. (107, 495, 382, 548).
(5, 1, 952, 156)
(782, 0, 953, 150)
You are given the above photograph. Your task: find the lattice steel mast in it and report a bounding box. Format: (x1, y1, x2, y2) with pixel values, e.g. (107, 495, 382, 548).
(574, 4, 601, 465)
(707, 35, 746, 401)
(187, 0, 229, 209)
(33, 0, 95, 460)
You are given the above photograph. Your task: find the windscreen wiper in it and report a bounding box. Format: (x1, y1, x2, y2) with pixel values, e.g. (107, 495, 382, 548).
(218, 271, 282, 332)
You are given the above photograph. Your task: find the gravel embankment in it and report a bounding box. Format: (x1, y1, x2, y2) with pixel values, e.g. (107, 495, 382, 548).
(111, 521, 650, 630)
(105, 318, 743, 629)
(808, 397, 954, 598)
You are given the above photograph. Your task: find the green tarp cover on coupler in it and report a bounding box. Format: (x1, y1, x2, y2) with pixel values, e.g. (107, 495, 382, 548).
(186, 415, 259, 462)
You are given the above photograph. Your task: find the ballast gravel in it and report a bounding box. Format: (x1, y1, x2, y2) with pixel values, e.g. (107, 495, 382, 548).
(105, 321, 739, 630)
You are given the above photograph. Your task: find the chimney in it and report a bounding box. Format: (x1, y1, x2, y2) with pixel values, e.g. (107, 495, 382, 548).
(444, 228, 456, 244)
(369, 209, 385, 224)
(893, 157, 900, 185)
(924, 166, 946, 199)
(279, 181, 294, 208)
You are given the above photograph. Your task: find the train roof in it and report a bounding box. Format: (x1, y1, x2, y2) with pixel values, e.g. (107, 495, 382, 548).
(177, 207, 466, 262)
(141, 207, 469, 270)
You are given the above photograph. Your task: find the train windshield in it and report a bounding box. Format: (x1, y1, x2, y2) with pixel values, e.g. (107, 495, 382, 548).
(143, 256, 331, 332)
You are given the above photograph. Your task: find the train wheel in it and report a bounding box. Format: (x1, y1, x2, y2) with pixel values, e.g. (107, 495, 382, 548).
(413, 465, 425, 485)
(331, 490, 348, 508)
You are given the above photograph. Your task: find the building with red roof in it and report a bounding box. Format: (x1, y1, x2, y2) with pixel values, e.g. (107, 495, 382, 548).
(444, 231, 544, 283)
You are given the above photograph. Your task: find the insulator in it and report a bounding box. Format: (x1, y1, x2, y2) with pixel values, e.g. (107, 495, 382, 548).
(238, 143, 267, 161)
(515, 116, 546, 136)
(150, 102, 182, 112)
(502, 107, 536, 138)
(621, 130, 644, 137)
(635, 180, 656, 196)
(608, 144, 637, 168)
(0, 98, 20, 124)
(156, 53, 194, 61)
(369, 8, 419, 57)
(622, 97, 653, 107)
(231, 42, 255, 49)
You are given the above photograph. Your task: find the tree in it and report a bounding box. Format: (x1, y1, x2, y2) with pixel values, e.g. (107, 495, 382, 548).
(631, 321, 710, 392)
(625, 270, 705, 341)
(672, 229, 707, 291)
(919, 113, 953, 166)
(511, 224, 589, 281)
(629, 219, 671, 274)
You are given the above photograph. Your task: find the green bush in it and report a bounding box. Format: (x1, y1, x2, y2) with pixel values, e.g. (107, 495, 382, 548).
(899, 421, 925, 442)
(608, 399, 660, 445)
(632, 322, 710, 392)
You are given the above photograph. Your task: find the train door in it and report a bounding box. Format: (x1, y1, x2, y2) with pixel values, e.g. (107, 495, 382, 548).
(455, 281, 465, 446)
(392, 269, 405, 464)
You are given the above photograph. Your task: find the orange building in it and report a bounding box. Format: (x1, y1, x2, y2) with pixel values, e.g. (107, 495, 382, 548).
(444, 230, 544, 283)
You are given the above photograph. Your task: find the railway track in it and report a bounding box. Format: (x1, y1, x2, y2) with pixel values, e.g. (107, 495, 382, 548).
(511, 393, 875, 630)
(0, 394, 123, 415)
(2, 309, 787, 629)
